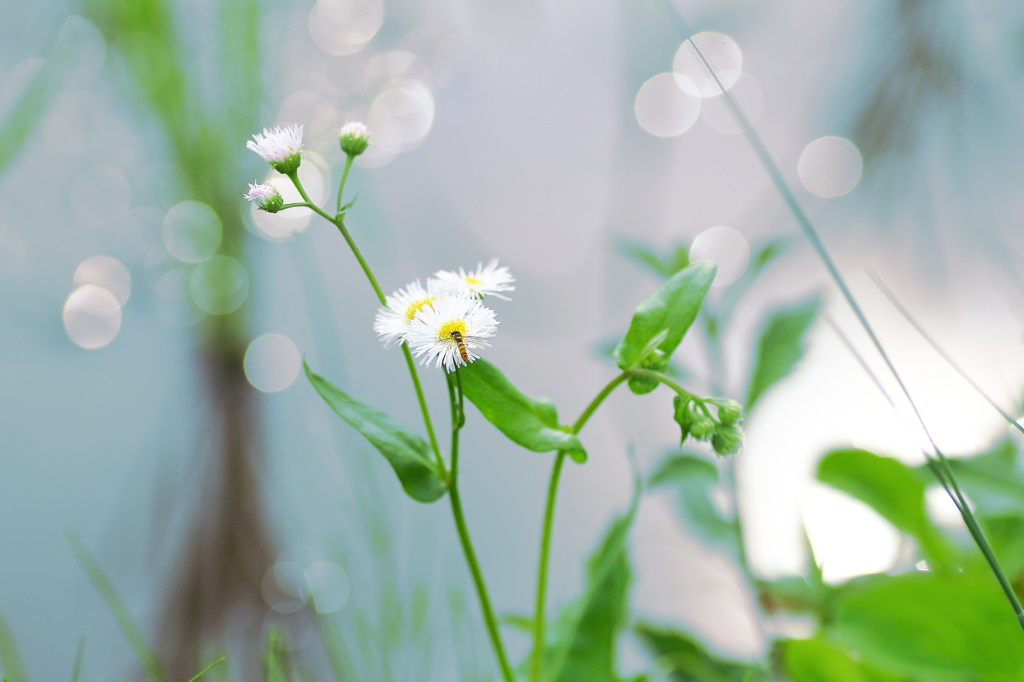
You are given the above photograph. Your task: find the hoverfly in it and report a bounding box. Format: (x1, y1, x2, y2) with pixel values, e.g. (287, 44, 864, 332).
(449, 330, 469, 362)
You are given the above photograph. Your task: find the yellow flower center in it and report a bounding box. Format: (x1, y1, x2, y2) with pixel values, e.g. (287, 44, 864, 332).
(438, 319, 468, 342)
(464, 276, 481, 286)
(404, 296, 437, 321)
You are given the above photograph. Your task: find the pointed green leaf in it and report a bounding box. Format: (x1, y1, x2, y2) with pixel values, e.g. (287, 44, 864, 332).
(831, 572, 1024, 681)
(745, 296, 821, 410)
(459, 359, 586, 463)
(634, 624, 765, 682)
(779, 636, 903, 682)
(546, 476, 641, 682)
(305, 362, 447, 503)
(615, 262, 716, 394)
(818, 448, 954, 569)
(649, 452, 738, 548)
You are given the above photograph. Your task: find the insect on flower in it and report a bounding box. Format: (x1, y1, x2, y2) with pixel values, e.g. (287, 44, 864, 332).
(405, 295, 498, 372)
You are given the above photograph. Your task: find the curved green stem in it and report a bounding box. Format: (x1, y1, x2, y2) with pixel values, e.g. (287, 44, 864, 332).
(531, 368, 675, 682)
(336, 153, 355, 215)
(290, 168, 444, 467)
(448, 370, 515, 682)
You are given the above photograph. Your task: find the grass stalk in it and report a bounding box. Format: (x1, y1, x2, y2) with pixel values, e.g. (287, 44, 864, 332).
(679, 32, 1024, 630)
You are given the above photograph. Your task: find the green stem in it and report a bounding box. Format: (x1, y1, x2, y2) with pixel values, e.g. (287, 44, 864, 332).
(448, 370, 515, 682)
(683, 36, 1024, 632)
(531, 369, 659, 682)
(336, 153, 355, 215)
(290, 169, 444, 466)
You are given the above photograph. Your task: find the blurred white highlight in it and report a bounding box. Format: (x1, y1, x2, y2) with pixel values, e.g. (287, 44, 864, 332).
(74, 256, 131, 306)
(634, 73, 700, 138)
(63, 285, 121, 349)
(244, 333, 301, 393)
(689, 226, 750, 287)
(798, 136, 863, 198)
(673, 32, 742, 98)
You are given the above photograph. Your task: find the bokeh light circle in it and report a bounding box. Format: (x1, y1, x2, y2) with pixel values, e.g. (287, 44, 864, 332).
(634, 73, 700, 138)
(190, 255, 248, 315)
(689, 226, 750, 287)
(797, 136, 863, 198)
(63, 285, 122, 349)
(74, 256, 131, 305)
(308, 0, 383, 56)
(244, 333, 301, 392)
(162, 201, 222, 262)
(305, 561, 350, 613)
(673, 32, 742, 98)
(366, 80, 435, 157)
(262, 562, 309, 613)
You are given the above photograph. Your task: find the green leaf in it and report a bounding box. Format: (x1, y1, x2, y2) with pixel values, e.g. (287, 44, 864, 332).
(648, 452, 738, 548)
(459, 359, 587, 464)
(925, 438, 1024, 517)
(634, 624, 765, 682)
(615, 262, 716, 394)
(745, 296, 821, 410)
(831, 572, 1024, 681)
(546, 476, 641, 682)
(779, 636, 904, 682)
(305, 362, 447, 503)
(0, 610, 28, 682)
(817, 448, 954, 569)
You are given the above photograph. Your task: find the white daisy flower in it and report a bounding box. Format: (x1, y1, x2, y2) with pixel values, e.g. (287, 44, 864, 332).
(247, 124, 304, 172)
(431, 258, 515, 300)
(243, 181, 283, 212)
(374, 280, 441, 348)
(405, 295, 498, 372)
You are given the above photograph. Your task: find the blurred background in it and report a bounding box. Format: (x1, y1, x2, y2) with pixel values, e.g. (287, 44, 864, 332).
(5, 0, 1024, 679)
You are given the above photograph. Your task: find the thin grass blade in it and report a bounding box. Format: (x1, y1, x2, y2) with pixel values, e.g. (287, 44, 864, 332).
(66, 531, 170, 682)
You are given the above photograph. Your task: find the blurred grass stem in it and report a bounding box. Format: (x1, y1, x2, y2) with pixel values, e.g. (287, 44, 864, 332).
(683, 36, 1024, 631)
(67, 531, 170, 682)
(447, 370, 515, 682)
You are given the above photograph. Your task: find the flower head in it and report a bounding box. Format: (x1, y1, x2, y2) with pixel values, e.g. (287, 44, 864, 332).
(405, 295, 498, 372)
(339, 121, 371, 157)
(374, 279, 440, 348)
(247, 124, 304, 174)
(431, 258, 515, 300)
(243, 181, 284, 213)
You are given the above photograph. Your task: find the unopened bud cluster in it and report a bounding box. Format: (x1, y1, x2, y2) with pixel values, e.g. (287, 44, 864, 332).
(672, 396, 743, 456)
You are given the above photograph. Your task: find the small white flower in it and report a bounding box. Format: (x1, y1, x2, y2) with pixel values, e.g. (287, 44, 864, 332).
(405, 295, 498, 372)
(339, 121, 371, 156)
(244, 181, 280, 204)
(431, 258, 515, 300)
(374, 279, 440, 348)
(247, 124, 304, 163)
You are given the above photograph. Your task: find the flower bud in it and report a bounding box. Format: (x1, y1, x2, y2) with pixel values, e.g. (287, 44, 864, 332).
(717, 399, 742, 426)
(690, 417, 716, 440)
(672, 394, 692, 443)
(340, 121, 371, 157)
(244, 182, 284, 213)
(711, 423, 742, 456)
